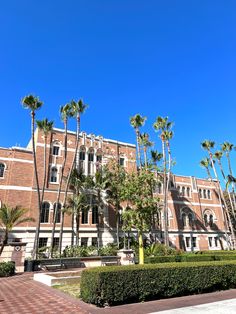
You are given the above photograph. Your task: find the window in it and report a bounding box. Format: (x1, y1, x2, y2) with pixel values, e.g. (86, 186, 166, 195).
(182, 187, 185, 196)
(41, 202, 50, 223)
(192, 237, 197, 248)
(53, 237, 59, 249)
(203, 189, 207, 199)
(39, 237, 48, 248)
(182, 213, 187, 227)
(92, 205, 98, 224)
(199, 189, 202, 198)
(204, 214, 208, 226)
(92, 237, 97, 247)
(53, 146, 60, 156)
(203, 210, 215, 228)
(156, 183, 162, 194)
(53, 203, 61, 223)
(50, 167, 58, 183)
(81, 208, 88, 224)
(209, 214, 214, 227)
(207, 190, 211, 199)
(186, 187, 191, 197)
(97, 155, 102, 163)
(215, 237, 219, 247)
(0, 163, 5, 178)
(119, 157, 125, 167)
(181, 207, 194, 228)
(88, 149, 94, 162)
(81, 237, 88, 247)
(188, 213, 193, 226)
(185, 237, 190, 248)
(208, 237, 213, 248)
(79, 150, 86, 161)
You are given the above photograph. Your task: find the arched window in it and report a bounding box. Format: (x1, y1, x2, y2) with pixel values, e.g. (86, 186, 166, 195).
(0, 163, 5, 178)
(92, 205, 98, 224)
(186, 187, 191, 197)
(177, 186, 181, 194)
(41, 202, 50, 223)
(181, 207, 194, 228)
(203, 210, 215, 228)
(81, 207, 88, 224)
(53, 203, 61, 223)
(79, 146, 86, 161)
(88, 148, 94, 175)
(207, 190, 211, 199)
(182, 213, 187, 227)
(182, 186, 185, 196)
(203, 189, 207, 199)
(50, 167, 58, 183)
(199, 189, 202, 198)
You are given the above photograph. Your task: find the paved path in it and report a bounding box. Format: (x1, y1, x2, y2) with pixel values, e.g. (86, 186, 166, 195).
(1, 273, 236, 313)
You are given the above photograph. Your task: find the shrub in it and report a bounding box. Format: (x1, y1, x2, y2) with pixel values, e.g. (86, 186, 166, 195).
(0, 261, 15, 277)
(98, 243, 118, 256)
(145, 254, 236, 264)
(80, 261, 236, 306)
(145, 243, 177, 257)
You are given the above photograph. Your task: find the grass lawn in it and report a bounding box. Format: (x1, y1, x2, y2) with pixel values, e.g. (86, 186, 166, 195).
(54, 283, 80, 299)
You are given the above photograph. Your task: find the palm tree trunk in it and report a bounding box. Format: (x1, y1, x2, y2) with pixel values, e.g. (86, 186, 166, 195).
(165, 141, 172, 244)
(31, 111, 42, 259)
(41, 136, 47, 203)
(209, 153, 235, 248)
(50, 119, 68, 257)
(136, 129, 142, 170)
(226, 154, 236, 218)
(76, 214, 80, 245)
(58, 211, 65, 256)
(162, 137, 168, 247)
(116, 203, 120, 248)
(59, 114, 81, 254)
(138, 231, 144, 264)
(143, 147, 147, 169)
(0, 231, 8, 256)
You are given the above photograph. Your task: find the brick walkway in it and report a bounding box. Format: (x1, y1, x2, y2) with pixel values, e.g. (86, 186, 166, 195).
(1, 273, 236, 314)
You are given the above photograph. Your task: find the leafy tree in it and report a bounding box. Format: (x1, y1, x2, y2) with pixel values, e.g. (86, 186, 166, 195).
(22, 94, 43, 258)
(0, 205, 34, 255)
(121, 171, 160, 264)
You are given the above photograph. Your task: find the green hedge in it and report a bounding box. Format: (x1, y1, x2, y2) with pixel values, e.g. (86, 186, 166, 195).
(145, 254, 236, 264)
(0, 262, 15, 277)
(80, 261, 236, 307)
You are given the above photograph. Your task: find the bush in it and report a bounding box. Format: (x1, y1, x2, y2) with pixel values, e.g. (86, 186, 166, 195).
(145, 254, 236, 264)
(145, 243, 178, 257)
(98, 243, 118, 256)
(80, 261, 236, 306)
(0, 261, 15, 277)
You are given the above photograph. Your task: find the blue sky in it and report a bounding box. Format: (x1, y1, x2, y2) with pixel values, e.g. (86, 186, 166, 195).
(1, 1, 236, 178)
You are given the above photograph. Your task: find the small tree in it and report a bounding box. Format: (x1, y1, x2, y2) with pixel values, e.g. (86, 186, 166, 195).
(121, 171, 160, 264)
(0, 205, 35, 255)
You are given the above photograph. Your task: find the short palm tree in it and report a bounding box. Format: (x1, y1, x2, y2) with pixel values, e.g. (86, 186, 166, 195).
(139, 132, 153, 168)
(0, 205, 35, 255)
(22, 94, 43, 258)
(130, 114, 146, 170)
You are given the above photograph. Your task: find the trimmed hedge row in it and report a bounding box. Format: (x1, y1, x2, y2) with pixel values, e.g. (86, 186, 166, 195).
(0, 262, 15, 277)
(145, 254, 236, 264)
(80, 261, 236, 306)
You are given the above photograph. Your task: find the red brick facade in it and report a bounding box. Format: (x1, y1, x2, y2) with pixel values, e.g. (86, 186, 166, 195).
(0, 127, 229, 256)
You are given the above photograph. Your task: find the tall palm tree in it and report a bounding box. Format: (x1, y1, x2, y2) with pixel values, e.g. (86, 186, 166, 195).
(22, 94, 43, 259)
(36, 119, 54, 204)
(201, 140, 235, 248)
(214, 151, 235, 219)
(153, 116, 173, 247)
(50, 104, 72, 257)
(130, 114, 146, 170)
(139, 132, 153, 168)
(59, 99, 88, 252)
(0, 205, 35, 255)
(221, 142, 236, 212)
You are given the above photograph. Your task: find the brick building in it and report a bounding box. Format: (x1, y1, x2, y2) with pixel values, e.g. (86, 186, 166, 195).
(0, 127, 230, 257)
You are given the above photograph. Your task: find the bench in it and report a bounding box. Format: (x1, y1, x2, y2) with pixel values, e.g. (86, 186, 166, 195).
(101, 256, 121, 266)
(39, 262, 66, 271)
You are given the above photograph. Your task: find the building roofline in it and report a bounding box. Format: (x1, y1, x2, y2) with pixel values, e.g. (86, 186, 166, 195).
(52, 127, 136, 148)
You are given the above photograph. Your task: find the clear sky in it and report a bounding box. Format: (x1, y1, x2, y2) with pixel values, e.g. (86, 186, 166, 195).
(1, 1, 236, 178)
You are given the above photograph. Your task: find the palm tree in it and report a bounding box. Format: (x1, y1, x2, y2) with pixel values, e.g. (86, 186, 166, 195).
(36, 119, 54, 204)
(59, 99, 88, 253)
(153, 116, 173, 247)
(0, 205, 35, 255)
(139, 132, 153, 168)
(200, 157, 212, 178)
(50, 104, 72, 257)
(130, 114, 146, 170)
(22, 94, 43, 259)
(214, 151, 235, 219)
(201, 140, 235, 248)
